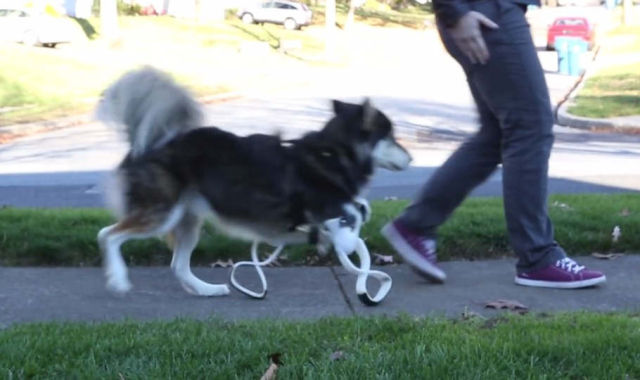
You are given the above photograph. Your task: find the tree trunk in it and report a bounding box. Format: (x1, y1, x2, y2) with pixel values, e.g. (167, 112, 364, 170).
(325, 0, 336, 30)
(622, 0, 634, 25)
(346, 0, 356, 29)
(100, 0, 118, 40)
(325, 0, 336, 54)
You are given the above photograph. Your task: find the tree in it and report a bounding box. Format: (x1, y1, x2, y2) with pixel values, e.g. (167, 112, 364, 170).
(100, 0, 119, 40)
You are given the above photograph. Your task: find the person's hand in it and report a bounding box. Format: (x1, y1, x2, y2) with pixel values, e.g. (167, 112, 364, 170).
(449, 11, 499, 64)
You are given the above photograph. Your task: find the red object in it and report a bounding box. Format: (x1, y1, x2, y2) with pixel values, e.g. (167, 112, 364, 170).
(140, 5, 158, 16)
(546, 17, 596, 50)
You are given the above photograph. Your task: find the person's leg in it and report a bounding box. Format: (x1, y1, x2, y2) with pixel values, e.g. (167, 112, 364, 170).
(384, 0, 604, 287)
(382, 8, 504, 282)
(467, 0, 604, 287)
(397, 82, 502, 236)
(455, 0, 565, 273)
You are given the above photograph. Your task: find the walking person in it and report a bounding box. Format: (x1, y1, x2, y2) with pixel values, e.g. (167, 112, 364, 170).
(381, 0, 606, 288)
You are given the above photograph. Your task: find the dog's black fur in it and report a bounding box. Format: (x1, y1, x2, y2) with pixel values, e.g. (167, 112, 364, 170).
(125, 101, 385, 228)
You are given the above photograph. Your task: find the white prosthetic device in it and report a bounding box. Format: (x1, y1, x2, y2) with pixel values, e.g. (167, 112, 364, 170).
(229, 198, 393, 306)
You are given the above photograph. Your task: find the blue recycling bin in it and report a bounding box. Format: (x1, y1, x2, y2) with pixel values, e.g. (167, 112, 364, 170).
(568, 39, 588, 76)
(555, 37, 571, 75)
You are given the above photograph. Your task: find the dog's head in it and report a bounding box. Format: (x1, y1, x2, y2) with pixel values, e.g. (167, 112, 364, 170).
(325, 99, 412, 171)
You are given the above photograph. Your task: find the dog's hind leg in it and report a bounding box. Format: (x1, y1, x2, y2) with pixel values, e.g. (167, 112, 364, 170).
(98, 205, 185, 295)
(170, 212, 230, 296)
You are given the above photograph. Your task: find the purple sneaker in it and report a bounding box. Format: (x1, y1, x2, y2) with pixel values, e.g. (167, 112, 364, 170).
(381, 220, 446, 282)
(515, 257, 606, 289)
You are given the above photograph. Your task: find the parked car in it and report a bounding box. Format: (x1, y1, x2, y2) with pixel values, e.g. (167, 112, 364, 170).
(236, 1, 313, 30)
(546, 17, 596, 50)
(0, 7, 75, 47)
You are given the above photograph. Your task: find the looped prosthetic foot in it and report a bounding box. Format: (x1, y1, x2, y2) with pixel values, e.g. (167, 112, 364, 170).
(229, 199, 392, 306)
(229, 242, 283, 299)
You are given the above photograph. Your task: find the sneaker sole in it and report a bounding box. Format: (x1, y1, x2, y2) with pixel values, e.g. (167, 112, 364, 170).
(514, 275, 606, 289)
(381, 223, 446, 283)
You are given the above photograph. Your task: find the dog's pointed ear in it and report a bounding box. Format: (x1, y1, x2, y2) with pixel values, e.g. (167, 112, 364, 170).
(332, 99, 347, 115)
(362, 98, 377, 131)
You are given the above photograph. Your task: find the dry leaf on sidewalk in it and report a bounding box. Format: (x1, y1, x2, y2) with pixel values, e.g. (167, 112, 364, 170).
(330, 351, 345, 361)
(210, 259, 234, 268)
(591, 252, 625, 260)
(485, 299, 529, 314)
(373, 253, 395, 265)
(260, 353, 282, 380)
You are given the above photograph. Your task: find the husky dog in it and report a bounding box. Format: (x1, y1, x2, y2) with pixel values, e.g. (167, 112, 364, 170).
(96, 67, 411, 296)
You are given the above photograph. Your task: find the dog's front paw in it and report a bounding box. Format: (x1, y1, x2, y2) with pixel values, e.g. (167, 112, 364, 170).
(106, 277, 133, 295)
(182, 281, 230, 297)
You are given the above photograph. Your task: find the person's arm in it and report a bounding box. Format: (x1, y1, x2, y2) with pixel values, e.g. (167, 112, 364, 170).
(434, 0, 500, 65)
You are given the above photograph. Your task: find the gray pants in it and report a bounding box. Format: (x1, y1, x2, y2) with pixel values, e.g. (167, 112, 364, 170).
(399, 0, 566, 273)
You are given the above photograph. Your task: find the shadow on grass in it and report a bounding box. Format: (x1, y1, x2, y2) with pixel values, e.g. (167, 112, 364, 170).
(71, 17, 98, 40)
(229, 23, 280, 49)
(356, 9, 428, 29)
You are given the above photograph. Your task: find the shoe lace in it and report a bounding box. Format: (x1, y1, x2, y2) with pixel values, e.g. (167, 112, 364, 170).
(556, 258, 585, 274)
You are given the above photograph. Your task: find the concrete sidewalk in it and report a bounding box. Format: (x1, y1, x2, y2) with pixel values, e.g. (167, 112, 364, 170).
(2, 256, 638, 327)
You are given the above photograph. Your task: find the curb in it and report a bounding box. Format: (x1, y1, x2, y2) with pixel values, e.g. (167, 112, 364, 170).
(555, 46, 640, 134)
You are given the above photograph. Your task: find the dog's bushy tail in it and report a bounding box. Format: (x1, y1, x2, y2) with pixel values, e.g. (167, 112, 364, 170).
(96, 67, 201, 157)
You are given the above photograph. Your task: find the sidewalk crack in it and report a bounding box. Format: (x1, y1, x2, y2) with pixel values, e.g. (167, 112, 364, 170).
(330, 266, 355, 315)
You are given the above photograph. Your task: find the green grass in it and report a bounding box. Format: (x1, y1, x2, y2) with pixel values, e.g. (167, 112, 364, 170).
(0, 43, 124, 125)
(0, 5, 434, 126)
(1, 193, 638, 267)
(0, 16, 320, 125)
(569, 62, 640, 118)
(1, 313, 639, 378)
(569, 25, 640, 118)
(310, 1, 433, 29)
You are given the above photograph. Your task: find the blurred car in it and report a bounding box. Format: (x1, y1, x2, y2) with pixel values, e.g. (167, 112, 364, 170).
(0, 7, 75, 47)
(236, 1, 313, 30)
(546, 17, 596, 50)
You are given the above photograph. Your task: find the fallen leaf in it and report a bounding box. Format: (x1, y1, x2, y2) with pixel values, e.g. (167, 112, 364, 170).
(210, 259, 234, 268)
(551, 201, 572, 210)
(592, 252, 625, 260)
(485, 299, 528, 314)
(612, 226, 622, 243)
(260, 353, 282, 380)
(330, 351, 345, 361)
(620, 208, 631, 217)
(373, 253, 395, 265)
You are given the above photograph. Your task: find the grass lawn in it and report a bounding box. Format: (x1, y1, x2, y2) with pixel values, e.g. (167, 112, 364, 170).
(311, 1, 433, 29)
(0, 3, 433, 126)
(1, 313, 639, 378)
(569, 25, 640, 118)
(1, 193, 638, 267)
